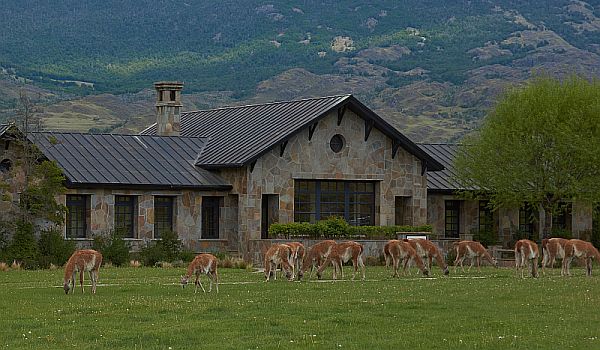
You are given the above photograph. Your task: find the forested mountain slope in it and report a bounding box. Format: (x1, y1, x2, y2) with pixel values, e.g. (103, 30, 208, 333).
(1, 0, 600, 141)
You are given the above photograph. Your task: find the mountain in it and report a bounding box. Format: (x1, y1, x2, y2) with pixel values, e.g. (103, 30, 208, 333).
(1, 0, 600, 141)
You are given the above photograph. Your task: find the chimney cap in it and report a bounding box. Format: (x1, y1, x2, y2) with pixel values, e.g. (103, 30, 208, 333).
(154, 81, 184, 90)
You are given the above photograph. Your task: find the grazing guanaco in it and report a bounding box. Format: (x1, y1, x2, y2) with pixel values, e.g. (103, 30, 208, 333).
(562, 239, 600, 277)
(180, 253, 219, 293)
(514, 239, 539, 278)
(284, 242, 305, 280)
(316, 241, 365, 280)
(63, 249, 103, 294)
(406, 238, 449, 275)
(264, 243, 295, 281)
(385, 240, 429, 277)
(298, 240, 337, 280)
(541, 237, 568, 275)
(453, 240, 498, 273)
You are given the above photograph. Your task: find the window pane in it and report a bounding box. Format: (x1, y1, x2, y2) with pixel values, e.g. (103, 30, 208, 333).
(66, 195, 88, 238)
(115, 195, 135, 238)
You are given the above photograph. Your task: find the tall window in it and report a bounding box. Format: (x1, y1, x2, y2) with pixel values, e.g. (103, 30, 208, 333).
(66, 195, 88, 238)
(115, 195, 136, 238)
(395, 196, 411, 226)
(445, 200, 460, 238)
(519, 204, 535, 238)
(202, 197, 221, 239)
(154, 196, 174, 239)
(552, 203, 571, 231)
(478, 200, 493, 233)
(294, 180, 375, 226)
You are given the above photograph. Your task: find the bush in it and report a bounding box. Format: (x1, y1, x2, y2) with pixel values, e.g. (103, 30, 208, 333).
(550, 228, 573, 239)
(471, 229, 498, 248)
(269, 217, 432, 239)
(138, 231, 189, 267)
(37, 228, 75, 268)
(8, 220, 39, 268)
(92, 230, 130, 266)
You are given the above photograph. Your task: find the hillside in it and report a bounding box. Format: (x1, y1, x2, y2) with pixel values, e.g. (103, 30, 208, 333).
(1, 0, 600, 141)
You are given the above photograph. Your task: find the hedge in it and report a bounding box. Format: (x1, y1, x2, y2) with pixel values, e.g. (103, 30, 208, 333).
(268, 217, 432, 239)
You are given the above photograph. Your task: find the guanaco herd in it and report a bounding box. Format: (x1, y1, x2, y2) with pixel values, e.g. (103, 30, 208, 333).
(63, 237, 600, 295)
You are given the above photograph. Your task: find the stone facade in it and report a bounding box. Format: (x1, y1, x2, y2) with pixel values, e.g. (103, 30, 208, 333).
(220, 108, 428, 256)
(427, 193, 593, 246)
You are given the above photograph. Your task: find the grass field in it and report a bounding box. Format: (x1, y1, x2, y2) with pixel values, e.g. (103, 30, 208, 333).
(1, 265, 599, 349)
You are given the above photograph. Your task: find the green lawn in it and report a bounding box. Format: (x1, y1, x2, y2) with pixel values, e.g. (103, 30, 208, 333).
(0, 265, 599, 349)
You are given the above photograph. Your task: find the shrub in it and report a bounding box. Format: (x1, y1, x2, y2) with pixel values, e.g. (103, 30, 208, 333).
(37, 228, 75, 268)
(471, 229, 498, 248)
(138, 231, 188, 267)
(8, 220, 39, 268)
(550, 228, 573, 239)
(92, 230, 130, 266)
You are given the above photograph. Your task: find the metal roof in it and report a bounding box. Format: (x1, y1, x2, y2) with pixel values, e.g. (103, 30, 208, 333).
(418, 143, 470, 192)
(0, 124, 13, 137)
(142, 95, 443, 171)
(30, 132, 231, 190)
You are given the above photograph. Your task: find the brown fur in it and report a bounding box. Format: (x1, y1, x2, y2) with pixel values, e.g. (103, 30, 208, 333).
(385, 240, 429, 277)
(541, 237, 568, 275)
(299, 240, 336, 280)
(264, 244, 294, 281)
(181, 254, 219, 293)
(284, 242, 305, 280)
(63, 249, 103, 295)
(453, 241, 497, 273)
(406, 238, 449, 275)
(562, 239, 600, 277)
(514, 239, 539, 278)
(317, 241, 365, 280)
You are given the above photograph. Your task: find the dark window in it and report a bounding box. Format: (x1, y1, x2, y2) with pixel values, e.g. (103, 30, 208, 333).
(3, 140, 9, 150)
(445, 200, 460, 238)
(202, 197, 221, 239)
(0, 159, 11, 173)
(66, 195, 88, 238)
(154, 196, 174, 239)
(261, 194, 279, 239)
(519, 204, 535, 238)
(170, 90, 176, 102)
(294, 180, 375, 226)
(115, 195, 136, 238)
(552, 203, 571, 231)
(395, 196, 411, 226)
(478, 200, 493, 233)
(330, 134, 345, 153)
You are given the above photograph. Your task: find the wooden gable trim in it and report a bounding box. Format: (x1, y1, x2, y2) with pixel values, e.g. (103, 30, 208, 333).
(364, 119, 374, 142)
(308, 122, 318, 141)
(337, 106, 346, 126)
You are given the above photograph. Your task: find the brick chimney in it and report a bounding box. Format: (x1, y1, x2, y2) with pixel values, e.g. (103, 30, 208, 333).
(154, 81, 183, 136)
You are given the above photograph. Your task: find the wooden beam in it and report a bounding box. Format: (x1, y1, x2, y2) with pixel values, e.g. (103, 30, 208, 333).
(364, 119, 374, 141)
(280, 140, 288, 157)
(421, 161, 428, 176)
(392, 140, 400, 159)
(250, 160, 257, 173)
(337, 106, 346, 126)
(308, 122, 318, 141)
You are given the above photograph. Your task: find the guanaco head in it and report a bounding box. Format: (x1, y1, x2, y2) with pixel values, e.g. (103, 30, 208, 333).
(422, 268, 430, 277)
(492, 258, 499, 268)
(180, 275, 190, 288)
(63, 282, 71, 294)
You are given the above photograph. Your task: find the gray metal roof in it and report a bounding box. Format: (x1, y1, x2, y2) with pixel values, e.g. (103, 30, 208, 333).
(0, 124, 12, 137)
(142, 95, 443, 171)
(30, 132, 231, 190)
(419, 143, 469, 192)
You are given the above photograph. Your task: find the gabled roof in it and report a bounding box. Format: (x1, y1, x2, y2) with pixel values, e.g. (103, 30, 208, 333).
(30, 132, 231, 190)
(141, 95, 443, 171)
(0, 123, 15, 138)
(418, 143, 469, 192)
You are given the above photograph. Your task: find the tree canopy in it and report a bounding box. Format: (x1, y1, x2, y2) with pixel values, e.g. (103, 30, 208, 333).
(454, 76, 600, 235)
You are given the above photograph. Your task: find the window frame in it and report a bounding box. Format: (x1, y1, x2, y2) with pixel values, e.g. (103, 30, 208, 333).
(202, 197, 221, 239)
(445, 200, 460, 238)
(66, 194, 89, 239)
(478, 200, 494, 234)
(115, 195, 136, 238)
(154, 196, 175, 239)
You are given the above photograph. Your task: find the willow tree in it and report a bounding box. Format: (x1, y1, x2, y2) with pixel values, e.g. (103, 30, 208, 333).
(454, 76, 600, 239)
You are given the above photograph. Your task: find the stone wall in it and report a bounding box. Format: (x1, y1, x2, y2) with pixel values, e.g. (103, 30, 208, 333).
(223, 109, 428, 257)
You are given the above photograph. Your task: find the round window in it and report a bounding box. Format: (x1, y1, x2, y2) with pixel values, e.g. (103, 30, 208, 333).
(330, 134, 345, 153)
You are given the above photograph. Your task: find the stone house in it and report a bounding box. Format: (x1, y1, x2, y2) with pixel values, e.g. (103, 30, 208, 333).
(421, 143, 594, 246)
(0, 82, 444, 257)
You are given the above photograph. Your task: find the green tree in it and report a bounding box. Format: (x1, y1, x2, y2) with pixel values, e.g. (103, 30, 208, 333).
(455, 76, 600, 239)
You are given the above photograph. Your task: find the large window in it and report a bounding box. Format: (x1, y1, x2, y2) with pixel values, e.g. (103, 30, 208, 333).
(66, 195, 89, 238)
(519, 204, 535, 238)
(552, 203, 571, 232)
(154, 196, 174, 239)
(395, 196, 411, 226)
(115, 195, 136, 238)
(445, 200, 460, 238)
(202, 197, 221, 239)
(294, 180, 375, 226)
(478, 200, 493, 233)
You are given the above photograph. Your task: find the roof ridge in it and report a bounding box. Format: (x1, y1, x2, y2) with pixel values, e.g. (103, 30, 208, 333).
(33, 131, 208, 139)
(182, 94, 352, 114)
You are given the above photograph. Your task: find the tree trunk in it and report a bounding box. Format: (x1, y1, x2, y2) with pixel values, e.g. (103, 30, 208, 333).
(541, 205, 553, 241)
